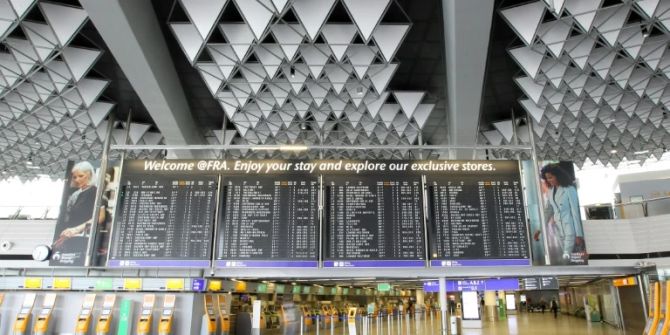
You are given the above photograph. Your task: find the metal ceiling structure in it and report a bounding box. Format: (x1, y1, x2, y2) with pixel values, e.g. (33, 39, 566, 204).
(0, 0, 165, 180)
(495, 0, 670, 167)
(164, 0, 436, 160)
(1, 0, 669, 179)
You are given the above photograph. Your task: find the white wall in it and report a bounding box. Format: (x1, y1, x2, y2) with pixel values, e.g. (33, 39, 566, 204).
(0, 220, 55, 255)
(584, 214, 670, 254)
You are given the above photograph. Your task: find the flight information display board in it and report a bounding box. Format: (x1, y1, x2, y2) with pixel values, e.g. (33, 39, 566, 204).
(108, 172, 218, 267)
(521, 277, 559, 290)
(323, 173, 426, 267)
(215, 175, 319, 267)
(427, 161, 530, 267)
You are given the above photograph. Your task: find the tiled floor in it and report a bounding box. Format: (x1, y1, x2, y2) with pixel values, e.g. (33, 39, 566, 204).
(272, 312, 624, 335)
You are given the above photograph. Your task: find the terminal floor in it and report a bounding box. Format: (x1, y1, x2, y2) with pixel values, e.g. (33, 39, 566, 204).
(278, 313, 623, 335)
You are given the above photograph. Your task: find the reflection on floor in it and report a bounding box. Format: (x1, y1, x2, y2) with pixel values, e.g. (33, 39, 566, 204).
(271, 312, 623, 335)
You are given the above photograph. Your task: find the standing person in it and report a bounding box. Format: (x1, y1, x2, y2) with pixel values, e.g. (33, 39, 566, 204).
(536, 163, 585, 263)
(540, 298, 546, 314)
(550, 298, 558, 318)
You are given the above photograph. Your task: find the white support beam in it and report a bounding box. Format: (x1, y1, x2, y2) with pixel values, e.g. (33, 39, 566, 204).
(80, 0, 204, 155)
(442, 0, 494, 158)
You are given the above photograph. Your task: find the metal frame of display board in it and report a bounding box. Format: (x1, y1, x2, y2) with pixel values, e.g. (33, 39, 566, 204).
(0, 265, 639, 282)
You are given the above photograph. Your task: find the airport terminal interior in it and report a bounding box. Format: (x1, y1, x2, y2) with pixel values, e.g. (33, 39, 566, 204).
(1, 0, 670, 334)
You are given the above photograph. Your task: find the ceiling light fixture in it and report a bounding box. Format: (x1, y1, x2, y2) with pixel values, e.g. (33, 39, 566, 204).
(290, 67, 295, 78)
(634, 150, 649, 155)
(357, 87, 364, 95)
(279, 145, 308, 152)
(610, 149, 618, 154)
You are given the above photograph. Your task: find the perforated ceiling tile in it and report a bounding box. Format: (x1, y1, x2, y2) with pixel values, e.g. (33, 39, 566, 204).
(168, 0, 435, 153)
(494, 0, 670, 167)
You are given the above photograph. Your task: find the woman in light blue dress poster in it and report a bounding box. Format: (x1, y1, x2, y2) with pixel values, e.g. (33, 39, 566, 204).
(538, 163, 587, 264)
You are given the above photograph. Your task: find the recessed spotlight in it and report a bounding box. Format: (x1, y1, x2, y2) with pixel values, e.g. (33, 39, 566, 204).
(290, 67, 295, 78)
(357, 87, 364, 95)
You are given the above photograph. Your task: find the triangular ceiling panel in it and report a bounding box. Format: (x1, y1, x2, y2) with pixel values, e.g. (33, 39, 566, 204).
(500, 2, 545, 45)
(39, 2, 87, 47)
(412, 104, 434, 129)
(234, 0, 274, 40)
(564, 0, 601, 32)
(393, 91, 424, 119)
(170, 23, 204, 64)
(509, 45, 544, 79)
(271, 24, 305, 61)
(220, 23, 255, 60)
(342, 0, 391, 42)
(372, 24, 409, 62)
(300, 44, 330, 78)
(321, 24, 357, 61)
(346, 45, 376, 79)
(292, 0, 337, 41)
(368, 63, 397, 94)
(179, 0, 228, 39)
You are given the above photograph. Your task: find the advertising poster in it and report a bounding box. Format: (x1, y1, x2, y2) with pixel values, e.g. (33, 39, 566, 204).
(50, 160, 120, 266)
(524, 161, 587, 265)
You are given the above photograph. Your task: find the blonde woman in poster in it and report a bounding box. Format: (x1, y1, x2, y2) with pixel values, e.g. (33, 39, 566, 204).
(54, 162, 105, 247)
(539, 163, 586, 264)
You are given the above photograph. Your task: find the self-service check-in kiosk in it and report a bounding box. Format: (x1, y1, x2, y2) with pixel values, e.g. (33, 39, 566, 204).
(646, 282, 662, 335)
(218, 295, 231, 335)
(136, 294, 155, 335)
(347, 307, 357, 335)
(95, 294, 116, 335)
(33, 293, 57, 335)
(301, 306, 312, 326)
(0, 293, 4, 322)
(321, 305, 332, 325)
(75, 294, 96, 335)
(157, 294, 176, 335)
(13, 293, 36, 335)
(201, 295, 217, 335)
(661, 281, 670, 335)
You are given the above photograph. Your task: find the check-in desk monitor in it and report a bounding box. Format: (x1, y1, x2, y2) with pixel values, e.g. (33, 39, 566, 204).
(75, 294, 96, 335)
(33, 293, 57, 335)
(136, 294, 155, 335)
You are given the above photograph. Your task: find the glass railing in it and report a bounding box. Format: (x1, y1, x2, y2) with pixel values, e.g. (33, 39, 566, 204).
(614, 196, 670, 219)
(0, 206, 60, 220)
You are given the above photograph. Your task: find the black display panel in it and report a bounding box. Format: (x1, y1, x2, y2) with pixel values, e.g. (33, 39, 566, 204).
(521, 277, 559, 290)
(323, 174, 426, 267)
(108, 174, 218, 267)
(427, 161, 530, 267)
(215, 175, 319, 268)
